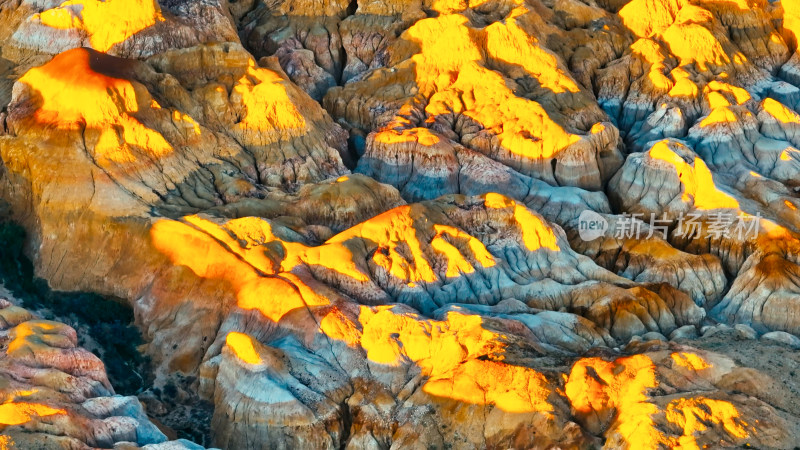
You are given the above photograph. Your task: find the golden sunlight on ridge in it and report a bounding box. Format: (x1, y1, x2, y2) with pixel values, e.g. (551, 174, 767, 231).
(779, 148, 800, 162)
(235, 275, 329, 323)
(431, 224, 496, 277)
(36, 0, 164, 52)
(151, 215, 365, 322)
(323, 305, 554, 414)
(619, 0, 682, 38)
(704, 81, 752, 109)
(330, 206, 438, 284)
(483, 19, 581, 95)
(6, 321, 62, 356)
(393, 7, 587, 164)
(566, 354, 661, 447)
(485, 193, 559, 251)
(661, 6, 733, 72)
(671, 351, 710, 371)
(422, 359, 553, 414)
(152, 193, 553, 323)
(426, 62, 582, 161)
(405, 15, 482, 75)
(225, 332, 263, 365)
(20, 49, 138, 126)
(648, 141, 739, 210)
(668, 67, 699, 99)
(565, 352, 753, 448)
(784, 0, 800, 48)
(18, 48, 172, 163)
(699, 106, 746, 128)
(0, 401, 65, 426)
(233, 60, 306, 132)
(152, 201, 568, 415)
(374, 128, 441, 146)
(150, 218, 322, 323)
(666, 397, 750, 448)
(189, 214, 375, 288)
(151, 218, 261, 288)
(762, 98, 800, 125)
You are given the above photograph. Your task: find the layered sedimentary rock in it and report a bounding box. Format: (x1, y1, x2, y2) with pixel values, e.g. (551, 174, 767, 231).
(2, 0, 800, 447)
(203, 322, 800, 448)
(316, 0, 800, 339)
(239, 0, 352, 101)
(10, 0, 239, 58)
(0, 298, 201, 449)
(330, 9, 626, 191)
(0, 0, 241, 109)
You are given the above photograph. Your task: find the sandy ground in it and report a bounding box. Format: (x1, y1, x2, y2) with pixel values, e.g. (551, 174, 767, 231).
(682, 329, 800, 434)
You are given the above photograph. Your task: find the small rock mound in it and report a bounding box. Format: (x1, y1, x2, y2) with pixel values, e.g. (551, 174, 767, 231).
(0, 299, 199, 449)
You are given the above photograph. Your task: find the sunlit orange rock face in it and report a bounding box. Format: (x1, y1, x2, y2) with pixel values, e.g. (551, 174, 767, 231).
(327, 4, 626, 193)
(0, 298, 189, 449)
(2, 0, 800, 448)
(10, 0, 238, 58)
(0, 0, 240, 109)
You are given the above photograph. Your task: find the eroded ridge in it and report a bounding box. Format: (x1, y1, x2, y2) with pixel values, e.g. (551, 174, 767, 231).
(0, 298, 201, 449)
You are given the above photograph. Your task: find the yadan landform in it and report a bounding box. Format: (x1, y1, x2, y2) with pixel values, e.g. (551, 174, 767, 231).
(3, 0, 800, 448)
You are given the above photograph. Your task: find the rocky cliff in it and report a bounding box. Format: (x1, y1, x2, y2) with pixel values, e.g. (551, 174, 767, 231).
(0, 293, 202, 449)
(1, 0, 800, 448)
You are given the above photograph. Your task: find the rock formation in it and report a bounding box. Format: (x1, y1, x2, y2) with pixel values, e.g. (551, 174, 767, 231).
(0, 297, 201, 449)
(1, 0, 800, 447)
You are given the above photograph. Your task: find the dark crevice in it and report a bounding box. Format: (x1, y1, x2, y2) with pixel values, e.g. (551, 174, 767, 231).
(338, 398, 353, 449)
(0, 219, 148, 396)
(344, 128, 366, 169)
(140, 379, 215, 446)
(0, 107, 8, 136)
(345, 0, 358, 18)
(0, 217, 214, 446)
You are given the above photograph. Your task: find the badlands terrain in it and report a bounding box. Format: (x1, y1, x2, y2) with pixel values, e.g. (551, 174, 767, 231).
(1, 0, 800, 448)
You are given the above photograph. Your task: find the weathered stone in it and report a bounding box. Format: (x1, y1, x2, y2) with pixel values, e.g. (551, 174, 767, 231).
(669, 325, 699, 340)
(642, 331, 668, 342)
(734, 324, 759, 340)
(761, 331, 800, 349)
(0, 299, 192, 449)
